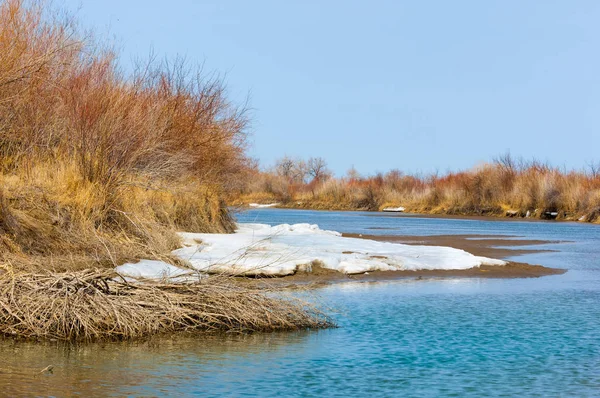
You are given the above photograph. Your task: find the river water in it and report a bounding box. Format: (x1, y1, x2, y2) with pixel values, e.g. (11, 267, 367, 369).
(1, 209, 599, 397)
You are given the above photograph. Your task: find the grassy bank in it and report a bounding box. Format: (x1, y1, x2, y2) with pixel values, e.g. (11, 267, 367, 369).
(0, 0, 248, 271)
(234, 155, 600, 222)
(0, 0, 330, 339)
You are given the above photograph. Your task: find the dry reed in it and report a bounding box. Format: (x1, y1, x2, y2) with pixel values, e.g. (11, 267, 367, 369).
(0, 269, 333, 341)
(0, 0, 249, 271)
(236, 155, 600, 222)
(0, 1, 338, 341)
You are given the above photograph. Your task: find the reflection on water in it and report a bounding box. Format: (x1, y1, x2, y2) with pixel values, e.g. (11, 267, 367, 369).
(0, 333, 314, 397)
(2, 209, 600, 396)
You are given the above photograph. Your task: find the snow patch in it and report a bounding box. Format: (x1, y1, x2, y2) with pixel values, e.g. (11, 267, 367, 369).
(382, 207, 405, 212)
(116, 260, 205, 283)
(117, 223, 506, 279)
(248, 203, 279, 208)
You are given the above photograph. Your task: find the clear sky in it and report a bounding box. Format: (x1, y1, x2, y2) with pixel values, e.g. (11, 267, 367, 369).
(60, 0, 600, 176)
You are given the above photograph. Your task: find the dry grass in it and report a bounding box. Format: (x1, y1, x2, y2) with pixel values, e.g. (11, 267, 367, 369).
(0, 0, 248, 271)
(0, 268, 333, 341)
(0, 1, 337, 340)
(237, 156, 600, 222)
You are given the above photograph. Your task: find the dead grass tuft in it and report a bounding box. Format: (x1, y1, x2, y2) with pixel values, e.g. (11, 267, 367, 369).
(0, 269, 333, 341)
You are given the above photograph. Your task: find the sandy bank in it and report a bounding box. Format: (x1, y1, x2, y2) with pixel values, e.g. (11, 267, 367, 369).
(118, 224, 566, 283)
(118, 223, 511, 279)
(268, 261, 565, 287)
(342, 233, 563, 259)
(255, 233, 566, 286)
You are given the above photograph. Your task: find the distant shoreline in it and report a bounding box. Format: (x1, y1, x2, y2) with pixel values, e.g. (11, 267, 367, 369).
(234, 154, 600, 225)
(235, 203, 599, 224)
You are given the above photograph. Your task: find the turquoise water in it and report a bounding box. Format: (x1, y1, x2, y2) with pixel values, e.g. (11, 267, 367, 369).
(2, 209, 600, 396)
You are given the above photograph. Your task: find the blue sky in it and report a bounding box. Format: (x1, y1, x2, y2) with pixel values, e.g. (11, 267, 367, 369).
(61, 1, 600, 176)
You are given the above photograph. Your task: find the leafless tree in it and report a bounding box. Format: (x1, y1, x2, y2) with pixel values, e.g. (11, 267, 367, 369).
(275, 156, 295, 180)
(346, 166, 360, 182)
(494, 151, 517, 173)
(587, 161, 600, 178)
(307, 157, 331, 182)
(292, 159, 308, 184)
(275, 156, 308, 183)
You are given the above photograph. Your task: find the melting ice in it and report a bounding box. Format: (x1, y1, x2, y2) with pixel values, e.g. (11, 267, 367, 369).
(117, 223, 506, 279)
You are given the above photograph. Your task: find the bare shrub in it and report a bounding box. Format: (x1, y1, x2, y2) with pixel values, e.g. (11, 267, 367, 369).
(0, 0, 250, 271)
(237, 155, 600, 222)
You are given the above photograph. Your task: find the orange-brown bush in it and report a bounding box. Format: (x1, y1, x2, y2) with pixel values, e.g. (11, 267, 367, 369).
(237, 156, 600, 222)
(0, 0, 250, 270)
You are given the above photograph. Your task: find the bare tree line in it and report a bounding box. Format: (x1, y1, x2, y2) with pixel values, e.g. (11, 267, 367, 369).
(274, 156, 332, 184)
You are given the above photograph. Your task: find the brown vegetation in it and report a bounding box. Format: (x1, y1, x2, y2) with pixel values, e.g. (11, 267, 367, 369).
(234, 154, 600, 222)
(0, 269, 332, 341)
(0, 0, 249, 271)
(0, 1, 331, 339)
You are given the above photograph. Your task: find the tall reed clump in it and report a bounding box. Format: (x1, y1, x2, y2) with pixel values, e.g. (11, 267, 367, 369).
(237, 155, 600, 222)
(0, 0, 249, 271)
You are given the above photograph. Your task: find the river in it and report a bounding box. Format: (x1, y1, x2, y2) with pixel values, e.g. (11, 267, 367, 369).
(2, 209, 599, 396)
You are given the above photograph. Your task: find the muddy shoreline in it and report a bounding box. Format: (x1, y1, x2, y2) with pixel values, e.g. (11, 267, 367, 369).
(342, 233, 565, 259)
(253, 233, 566, 287)
(362, 211, 575, 223)
(241, 204, 597, 224)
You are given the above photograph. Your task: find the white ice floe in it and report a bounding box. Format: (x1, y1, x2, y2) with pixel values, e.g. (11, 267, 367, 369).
(248, 203, 279, 208)
(116, 223, 506, 279)
(382, 207, 405, 212)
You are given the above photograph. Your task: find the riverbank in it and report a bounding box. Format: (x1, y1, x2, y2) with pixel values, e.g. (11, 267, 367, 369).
(221, 218, 570, 287)
(0, 223, 565, 342)
(234, 201, 600, 224)
(0, 1, 328, 342)
(0, 270, 333, 341)
(269, 262, 564, 287)
(348, 232, 566, 279)
(118, 223, 565, 287)
(258, 244, 567, 287)
(234, 154, 600, 224)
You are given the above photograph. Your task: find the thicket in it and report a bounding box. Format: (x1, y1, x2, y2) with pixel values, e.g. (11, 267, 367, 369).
(0, 0, 250, 271)
(0, 1, 335, 340)
(236, 154, 600, 222)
